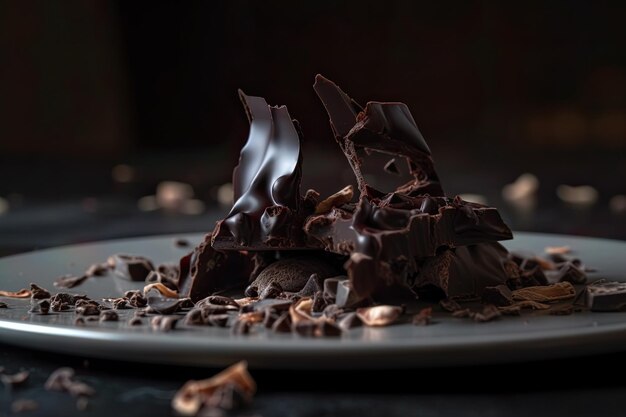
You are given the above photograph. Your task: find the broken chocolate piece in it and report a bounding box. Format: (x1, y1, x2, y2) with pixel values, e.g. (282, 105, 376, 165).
(314, 185, 353, 215)
(178, 233, 252, 302)
(30, 284, 50, 300)
(553, 262, 587, 284)
(29, 299, 50, 315)
(0, 302, 7, 308)
(585, 282, 626, 312)
(481, 285, 513, 307)
(108, 254, 154, 281)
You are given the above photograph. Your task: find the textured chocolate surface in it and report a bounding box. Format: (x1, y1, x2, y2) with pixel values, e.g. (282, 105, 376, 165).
(212, 91, 310, 250)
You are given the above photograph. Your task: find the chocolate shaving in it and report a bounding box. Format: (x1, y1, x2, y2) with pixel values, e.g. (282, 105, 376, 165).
(356, 305, 402, 327)
(314, 185, 353, 215)
(45, 367, 95, 397)
(143, 283, 178, 298)
(512, 282, 576, 303)
(171, 361, 256, 416)
(0, 370, 30, 387)
(0, 289, 30, 298)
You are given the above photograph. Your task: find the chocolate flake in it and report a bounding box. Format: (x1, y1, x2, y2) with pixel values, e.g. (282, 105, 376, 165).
(412, 307, 432, 325)
(45, 367, 95, 397)
(171, 361, 256, 416)
(314, 185, 354, 215)
(54, 274, 88, 289)
(0, 288, 31, 298)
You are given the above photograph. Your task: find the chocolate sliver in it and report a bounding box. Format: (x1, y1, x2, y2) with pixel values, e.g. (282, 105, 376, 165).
(109, 254, 154, 281)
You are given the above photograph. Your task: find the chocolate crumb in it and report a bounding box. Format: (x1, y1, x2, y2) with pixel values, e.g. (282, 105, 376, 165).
(30, 284, 50, 300)
(128, 317, 143, 326)
(174, 238, 191, 248)
(99, 310, 119, 322)
(412, 307, 433, 325)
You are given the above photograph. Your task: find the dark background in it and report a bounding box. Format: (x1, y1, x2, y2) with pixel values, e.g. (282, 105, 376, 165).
(1, 0, 625, 255)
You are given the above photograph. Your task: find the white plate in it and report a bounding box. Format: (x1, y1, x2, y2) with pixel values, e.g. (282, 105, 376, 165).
(0, 232, 625, 369)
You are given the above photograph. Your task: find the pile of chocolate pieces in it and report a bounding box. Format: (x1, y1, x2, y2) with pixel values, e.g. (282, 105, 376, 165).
(171, 75, 595, 333)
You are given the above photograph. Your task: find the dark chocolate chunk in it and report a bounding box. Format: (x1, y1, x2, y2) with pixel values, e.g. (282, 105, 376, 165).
(126, 291, 147, 308)
(108, 254, 154, 281)
(75, 302, 100, 316)
(177, 233, 252, 302)
(50, 300, 70, 312)
(54, 274, 88, 289)
(1, 370, 30, 387)
(99, 310, 119, 322)
(412, 307, 433, 325)
(481, 285, 514, 307)
(45, 368, 94, 397)
(553, 262, 587, 284)
(585, 282, 626, 312)
(51, 293, 88, 305)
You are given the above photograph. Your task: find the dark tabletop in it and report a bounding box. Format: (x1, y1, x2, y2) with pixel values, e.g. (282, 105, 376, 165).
(1, 150, 626, 416)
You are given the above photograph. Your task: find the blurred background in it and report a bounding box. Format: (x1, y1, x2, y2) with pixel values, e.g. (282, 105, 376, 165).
(1, 1, 625, 256)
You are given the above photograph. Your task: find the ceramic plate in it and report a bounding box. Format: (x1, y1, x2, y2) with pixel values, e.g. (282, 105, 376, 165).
(1, 232, 625, 369)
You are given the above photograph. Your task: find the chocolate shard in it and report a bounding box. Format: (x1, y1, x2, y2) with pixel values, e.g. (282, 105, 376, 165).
(177, 233, 252, 302)
(108, 254, 154, 281)
(212, 91, 310, 250)
(313, 74, 441, 198)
